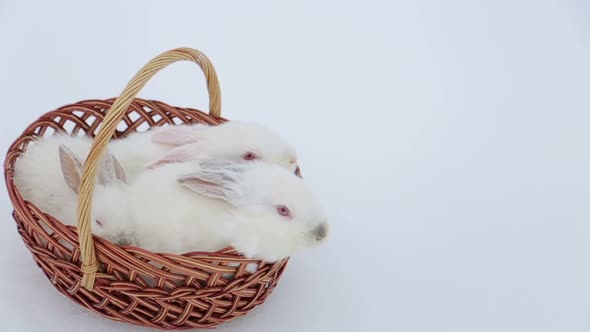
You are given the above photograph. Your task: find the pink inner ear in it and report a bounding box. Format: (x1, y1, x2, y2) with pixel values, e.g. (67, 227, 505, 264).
(151, 126, 201, 146)
(145, 158, 175, 169)
(178, 177, 226, 199)
(112, 154, 127, 184)
(145, 145, 201, 169)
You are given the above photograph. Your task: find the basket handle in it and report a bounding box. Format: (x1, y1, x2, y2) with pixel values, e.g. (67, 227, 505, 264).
(77, 47, 222, 290)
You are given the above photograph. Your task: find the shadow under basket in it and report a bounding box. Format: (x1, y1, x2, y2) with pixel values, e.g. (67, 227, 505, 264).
(3, 48, 290, 330)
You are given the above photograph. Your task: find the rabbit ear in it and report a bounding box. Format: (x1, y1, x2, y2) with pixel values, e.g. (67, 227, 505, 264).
(110, 152, 127, 183)
(145, 144, 202, 170)
(176, 160, 245, 204)
(59, 144, 83, 194)
(97, 149, 127, 185)
(151, 125, 206, 147)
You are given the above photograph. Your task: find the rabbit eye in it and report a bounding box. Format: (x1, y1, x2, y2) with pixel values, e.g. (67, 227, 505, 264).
(276, 205, 291, 218)
(243, 152, 258, 161)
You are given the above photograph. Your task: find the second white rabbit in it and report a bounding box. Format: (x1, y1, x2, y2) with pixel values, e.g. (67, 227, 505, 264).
(59, 145, 328, 262)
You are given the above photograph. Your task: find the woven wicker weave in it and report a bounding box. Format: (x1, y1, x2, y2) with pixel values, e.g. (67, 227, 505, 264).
(3, 48, 289, 330)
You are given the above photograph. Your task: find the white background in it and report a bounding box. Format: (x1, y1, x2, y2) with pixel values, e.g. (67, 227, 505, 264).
(1, 1, 589, 331)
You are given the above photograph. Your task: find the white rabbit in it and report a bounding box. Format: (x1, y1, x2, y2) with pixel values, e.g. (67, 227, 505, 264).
(59, 146, 329, 262)
(13, 121, 299, 226)
(147, 121, 299, 173)
(15, 120, 298, 183)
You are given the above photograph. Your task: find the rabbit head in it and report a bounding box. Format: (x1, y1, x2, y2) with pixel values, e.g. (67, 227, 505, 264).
(177, 159, 329, 261)
(59, 145, 135, 245)
(147, 121, 299, 173)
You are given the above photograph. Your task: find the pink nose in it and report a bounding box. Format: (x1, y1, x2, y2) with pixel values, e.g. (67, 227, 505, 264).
(313, 224, 328, 241)
(294, 166, 302, 178)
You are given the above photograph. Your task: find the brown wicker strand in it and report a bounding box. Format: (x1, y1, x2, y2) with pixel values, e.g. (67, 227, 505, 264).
(77, 48, 222, 290)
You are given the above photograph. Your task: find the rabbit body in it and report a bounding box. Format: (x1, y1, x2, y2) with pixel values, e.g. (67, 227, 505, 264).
(86, 159, 328, 261)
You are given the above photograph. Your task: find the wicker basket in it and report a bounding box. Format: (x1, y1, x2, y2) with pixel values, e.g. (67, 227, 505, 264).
(3, 48, 289, 330)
